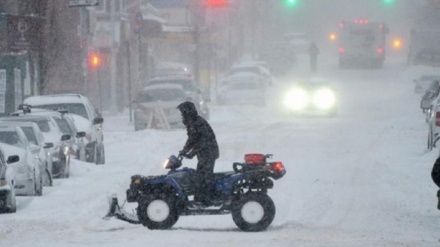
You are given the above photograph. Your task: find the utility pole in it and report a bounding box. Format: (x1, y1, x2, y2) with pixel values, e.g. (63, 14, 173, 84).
(190, 0, 205, 84)
(110, 0, 118, 113)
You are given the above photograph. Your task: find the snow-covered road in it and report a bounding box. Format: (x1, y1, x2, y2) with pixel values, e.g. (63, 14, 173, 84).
(1, 53, 440, 247)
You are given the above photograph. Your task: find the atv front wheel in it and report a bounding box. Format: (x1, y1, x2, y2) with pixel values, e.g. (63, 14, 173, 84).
(137, 193, 179, 230)
(232, 193, 275, 232)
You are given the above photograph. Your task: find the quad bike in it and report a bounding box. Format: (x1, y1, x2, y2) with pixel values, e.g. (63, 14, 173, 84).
(104, 153, 286, 232)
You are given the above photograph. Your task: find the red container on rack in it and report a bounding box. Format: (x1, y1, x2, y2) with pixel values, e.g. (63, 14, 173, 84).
(244, 153, 265, 164)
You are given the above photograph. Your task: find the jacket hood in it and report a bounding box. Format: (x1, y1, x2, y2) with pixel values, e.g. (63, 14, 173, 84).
(177, 101, 198, 120)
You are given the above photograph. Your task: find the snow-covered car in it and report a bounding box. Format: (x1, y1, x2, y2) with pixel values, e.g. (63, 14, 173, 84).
(229, 61, 273, 86)
(283, 79, 337, 117)
(145, 76, 210, 119)
(0, 125, 43, 196)
(425, 95, 440, 150)
(218, 72, 266, 106)
(0, 146, 19, 213)
(133, 84, 186, 131)
(155, 61, 192, 78)
(3, 114, 72, 178)
(414, 75, 440, 95)
(12, 107, 87, 161)
(23, 94, 104, 164)
(2, 121, 55, 187)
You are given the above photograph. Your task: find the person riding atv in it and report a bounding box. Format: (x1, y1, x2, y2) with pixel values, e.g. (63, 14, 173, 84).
(177, 101, 219, 206)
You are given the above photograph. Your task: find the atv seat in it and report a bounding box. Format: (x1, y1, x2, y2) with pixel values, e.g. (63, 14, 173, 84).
(212, 171, 236, 181)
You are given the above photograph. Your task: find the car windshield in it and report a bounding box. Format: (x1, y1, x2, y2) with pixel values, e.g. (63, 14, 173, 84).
(25, 119, 51, 133)
(54, 118, 73, 135)
(0, 131, 23, 148)
(137, 89, 184, 102)
(20, 127, 38, 146)
(30, 103, 89, 120)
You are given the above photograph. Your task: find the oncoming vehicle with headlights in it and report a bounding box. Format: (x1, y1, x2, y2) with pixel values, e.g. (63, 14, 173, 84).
(283, 79, 337, 117)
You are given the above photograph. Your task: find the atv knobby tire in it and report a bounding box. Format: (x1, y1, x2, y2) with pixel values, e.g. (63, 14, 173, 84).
(232, 193, 275, 232)
(137, 193, 179, 230)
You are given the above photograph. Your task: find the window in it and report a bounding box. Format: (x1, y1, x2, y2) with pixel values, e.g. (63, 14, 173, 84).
(20, 127, 38, 146)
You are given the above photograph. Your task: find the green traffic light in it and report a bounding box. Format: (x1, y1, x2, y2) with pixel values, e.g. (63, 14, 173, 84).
(382, 0, 395, 5)
(285, 0, 298, 7)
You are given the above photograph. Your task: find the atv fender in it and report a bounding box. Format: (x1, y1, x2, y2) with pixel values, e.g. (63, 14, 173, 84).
(147, 178, 186, 200)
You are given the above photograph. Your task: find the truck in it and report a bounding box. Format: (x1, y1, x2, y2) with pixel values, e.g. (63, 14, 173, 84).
(338, 19, 388, 69)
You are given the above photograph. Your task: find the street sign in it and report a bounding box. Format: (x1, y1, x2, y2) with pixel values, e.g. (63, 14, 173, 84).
(69, 0, 99, 7)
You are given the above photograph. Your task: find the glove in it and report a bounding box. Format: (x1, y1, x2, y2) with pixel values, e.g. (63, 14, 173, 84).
(185, 150, 196, 159)
(179, 150, 187, 158)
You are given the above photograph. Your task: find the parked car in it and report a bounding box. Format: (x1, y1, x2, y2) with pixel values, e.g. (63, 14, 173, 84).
(283, 78, 337, 117)
(13, 106, 87, 161)
(0, 146, 19, 213)
(155, 62, 192, 78)
(133, 84, 186, 131)
(145, 76, 210, 119)
(229, 61, 273, 86)
(23, 94, 105, 164)
(218, 72, 266, 106)
(4, 114, 72, 178)
(1, 121, 54, 186)
(420, 80, 440, 123)
(0, 125, 43, 196)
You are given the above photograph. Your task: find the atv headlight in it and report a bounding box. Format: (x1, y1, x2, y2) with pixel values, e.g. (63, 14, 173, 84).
(284, 87, 309, 110)
(313, 88, 336, 109)
(163, 155, 181, 170)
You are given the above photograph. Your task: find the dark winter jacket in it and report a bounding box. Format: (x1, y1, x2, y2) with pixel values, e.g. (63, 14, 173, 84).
(432, 156, 440, 188)
(177, 101, 219, 160)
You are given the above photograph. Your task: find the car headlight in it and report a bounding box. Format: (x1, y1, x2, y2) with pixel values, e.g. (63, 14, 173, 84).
(284, 87, 309, 110)
(313, 88, 336, 109)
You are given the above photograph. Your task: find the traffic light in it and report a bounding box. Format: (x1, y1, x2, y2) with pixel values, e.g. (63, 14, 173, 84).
(382, 0, 395, 5)
(89, 52, 101, 69)
(205, 0, 228, 8)
(285, 0, 298, 7)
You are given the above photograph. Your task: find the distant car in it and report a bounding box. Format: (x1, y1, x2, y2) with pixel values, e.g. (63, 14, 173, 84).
(0, 146, 19, 213)
(218, 72, 266, 106)
(283, 32, 312, 54)
(3, 121, 54, 187)
(155, 62, 192, 78)
(229, 61, 273, 86)
(23, 94, 105, 164)
(0, 125, 43, 196)
(145, 76, 210, 119)
(133, 84, 186, 131)
(283, 79, 337, 117)
(258, 41, 297, 75)
(3, 114, 72, 179)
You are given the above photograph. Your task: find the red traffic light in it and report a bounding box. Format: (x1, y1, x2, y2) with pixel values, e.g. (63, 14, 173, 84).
(205, 0, 228, 8)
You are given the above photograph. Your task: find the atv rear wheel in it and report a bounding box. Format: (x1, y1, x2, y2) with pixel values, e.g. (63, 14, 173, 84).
(232, 193, 275, 232)
(137, 193, 179, 230)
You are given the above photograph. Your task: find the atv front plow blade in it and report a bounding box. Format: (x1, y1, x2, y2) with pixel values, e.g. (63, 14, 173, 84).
(103, 194, 141, 224)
